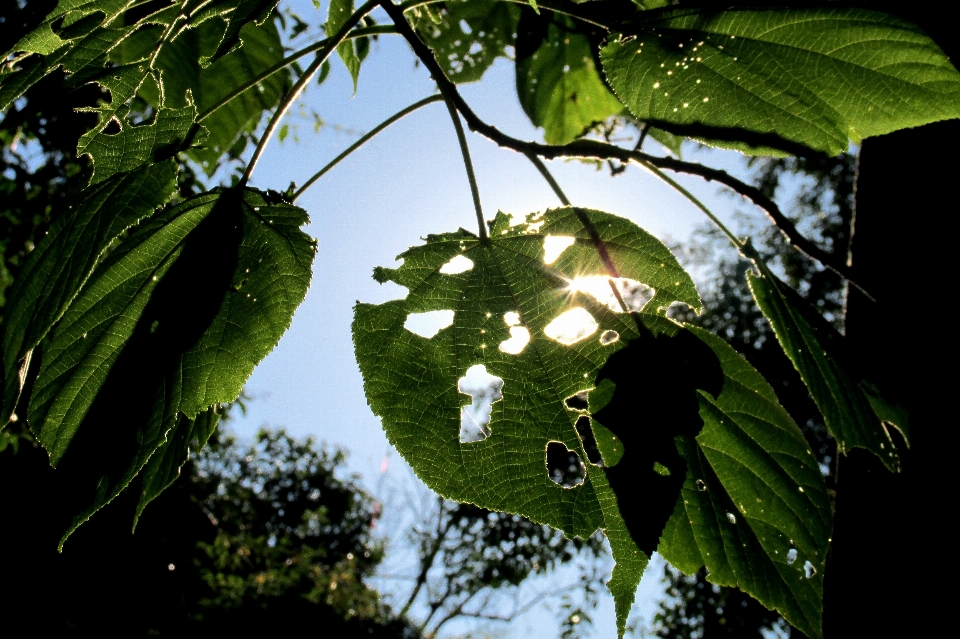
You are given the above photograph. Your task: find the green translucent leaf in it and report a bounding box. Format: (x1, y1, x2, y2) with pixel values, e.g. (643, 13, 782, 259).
(657, 327, 832, 639)
(601, 7, 960, 155)
(418, 0, 520, 84)
(353, 206, 698, 635)
(4, 0, 132, 57)
(747, 264, 906, 470)
(26, 188, 315, 540)
(82, 105, 201, 184)
(328, 0, 361, 91)
(134, 405, 221, 524)
(1, 161, 178, 422)
(516, 13, 624, 144)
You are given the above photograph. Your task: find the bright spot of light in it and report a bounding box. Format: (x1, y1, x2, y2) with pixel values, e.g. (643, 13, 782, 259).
(439, 254, 474, 274)
(544, 308, 598, 345)
(543, 236, 576, 264)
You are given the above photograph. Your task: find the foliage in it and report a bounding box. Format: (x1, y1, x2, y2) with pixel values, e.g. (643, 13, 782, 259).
(0, 420, 417, 636)
(2, 0, 957, 636)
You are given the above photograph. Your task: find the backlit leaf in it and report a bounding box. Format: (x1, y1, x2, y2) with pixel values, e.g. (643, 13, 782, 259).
(601, 7, 960, 155)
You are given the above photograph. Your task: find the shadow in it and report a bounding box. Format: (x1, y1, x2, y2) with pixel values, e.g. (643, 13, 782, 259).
(591, 319, 722, 555)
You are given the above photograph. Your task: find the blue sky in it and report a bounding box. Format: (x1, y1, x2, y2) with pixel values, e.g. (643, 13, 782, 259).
(230, 4, 752, 634)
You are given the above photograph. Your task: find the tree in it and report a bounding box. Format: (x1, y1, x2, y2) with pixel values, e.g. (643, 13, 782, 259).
(2, 1, 957, 636)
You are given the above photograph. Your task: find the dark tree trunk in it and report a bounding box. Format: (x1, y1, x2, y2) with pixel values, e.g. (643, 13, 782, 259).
(824, 5, 956, 633)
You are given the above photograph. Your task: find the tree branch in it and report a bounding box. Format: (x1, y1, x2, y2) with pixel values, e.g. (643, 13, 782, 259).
(379, 0, 860, 283)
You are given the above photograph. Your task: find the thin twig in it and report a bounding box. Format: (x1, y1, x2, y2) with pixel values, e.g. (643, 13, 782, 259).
(197, 25, 397, 123)
(293, 95, 443, 201)
(378, 0, 861, 285)
(441, 92, 486, 240)
(241, 0, 379, 183)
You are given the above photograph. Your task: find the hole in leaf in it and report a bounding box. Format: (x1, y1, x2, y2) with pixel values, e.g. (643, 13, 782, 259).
(695, 479, 707, 491)
(787, 548, 798, 565)
(565, 391, 589, 411)
(545, 442, 585, 488)
(543, 235, 575, 264)
(566, 276, 654, 312)
(804, 560, 817, 578)
(458, 364, 503, 443)
(726, 512, 737, 524)
(439, 254, 473, 274)
(600, 330, 620, 345)
(544, 308, 597, 345)
(103, 118, 122, 135)
(498, 326, 531, 354)
(503, 311, 520, 326)
(404, 310, 454, 338)
(575, 416, 603, 465)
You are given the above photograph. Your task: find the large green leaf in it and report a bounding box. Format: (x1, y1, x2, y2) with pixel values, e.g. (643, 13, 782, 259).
(516, 12, 624, 144)
(600, 7, 960, 155)
(1, 161, 178, 423)
(353, 206, 699, 634)
(418, 0, 520, 84)
(655, 327, 832, 639)
(748, 263, 906, 471)
(26, 187, 314, 541)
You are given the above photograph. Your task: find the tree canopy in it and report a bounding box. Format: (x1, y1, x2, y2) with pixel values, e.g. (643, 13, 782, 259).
(1, 0, 957, 636)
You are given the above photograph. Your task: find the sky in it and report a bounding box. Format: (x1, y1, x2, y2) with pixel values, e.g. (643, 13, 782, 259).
(228, 3, 754, 635)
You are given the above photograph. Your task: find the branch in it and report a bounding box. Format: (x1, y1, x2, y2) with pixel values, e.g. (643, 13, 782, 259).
(378, 0, 860, 283)
(241, 0, 380, 183)
(293, 94, 443, 201)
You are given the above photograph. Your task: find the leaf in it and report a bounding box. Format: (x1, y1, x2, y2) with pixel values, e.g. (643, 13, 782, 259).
(747, 263, 906, 470)
(328, 0, 361, 91)
(516, 12, 624, 144)
(134, 404, 221, 525)
(4, 0, 132, 57)
(25, 187, 315, 541)
(353, 206, 698, 635)
(418, 0, 520, 84)
(1, 161, 178, 423)
(600, 7, 960, 156)
(656, 326, 832, 639)
(82, 104, 202, 184)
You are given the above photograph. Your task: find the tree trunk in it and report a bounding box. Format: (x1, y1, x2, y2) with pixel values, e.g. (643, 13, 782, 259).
(824, 6, 956, 632)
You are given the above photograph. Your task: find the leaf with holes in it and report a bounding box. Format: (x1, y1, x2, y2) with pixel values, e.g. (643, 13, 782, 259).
(418, 0, 520, 84)
(747, 263, 907, 470)
(517, 11, 624, 144)
(600, 7, 960, 155)
(353, 206, 698, 635)
(652, 326, 832, 639)
(25, 187, 314, 543)
(1, 161, 178, 423)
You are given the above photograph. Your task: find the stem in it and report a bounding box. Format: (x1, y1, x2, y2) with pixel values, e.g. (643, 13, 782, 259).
(196, 25, 397, 123)
(293, 95, 443, 201)
(523, 151, 629, 313)
(241, 0, 379, 183)
(378, 0, 865, 287)
(637, 160, 743, 250)
(523, 152, 570, 206)
(442, 92, 486, 240)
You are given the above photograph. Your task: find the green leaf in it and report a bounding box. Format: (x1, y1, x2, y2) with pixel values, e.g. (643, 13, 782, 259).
(25, 187, 315, 541)
(1, 161, 178, 423)
(134, 404, 221, 525)
(328, 0, 361, 91)
(418, 0, 520, 84)
(353, 206, 698, 635)
(747, 263, 906, 470)
(600, 7, 960, 155)
(657, 326, 832, 639)
(516, 12, 624, 144)
(82, 105, 202, 184)
(3, 0, 132, 57)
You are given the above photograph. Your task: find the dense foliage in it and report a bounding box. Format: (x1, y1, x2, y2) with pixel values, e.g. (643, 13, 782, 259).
(2, 0, 957, 636)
